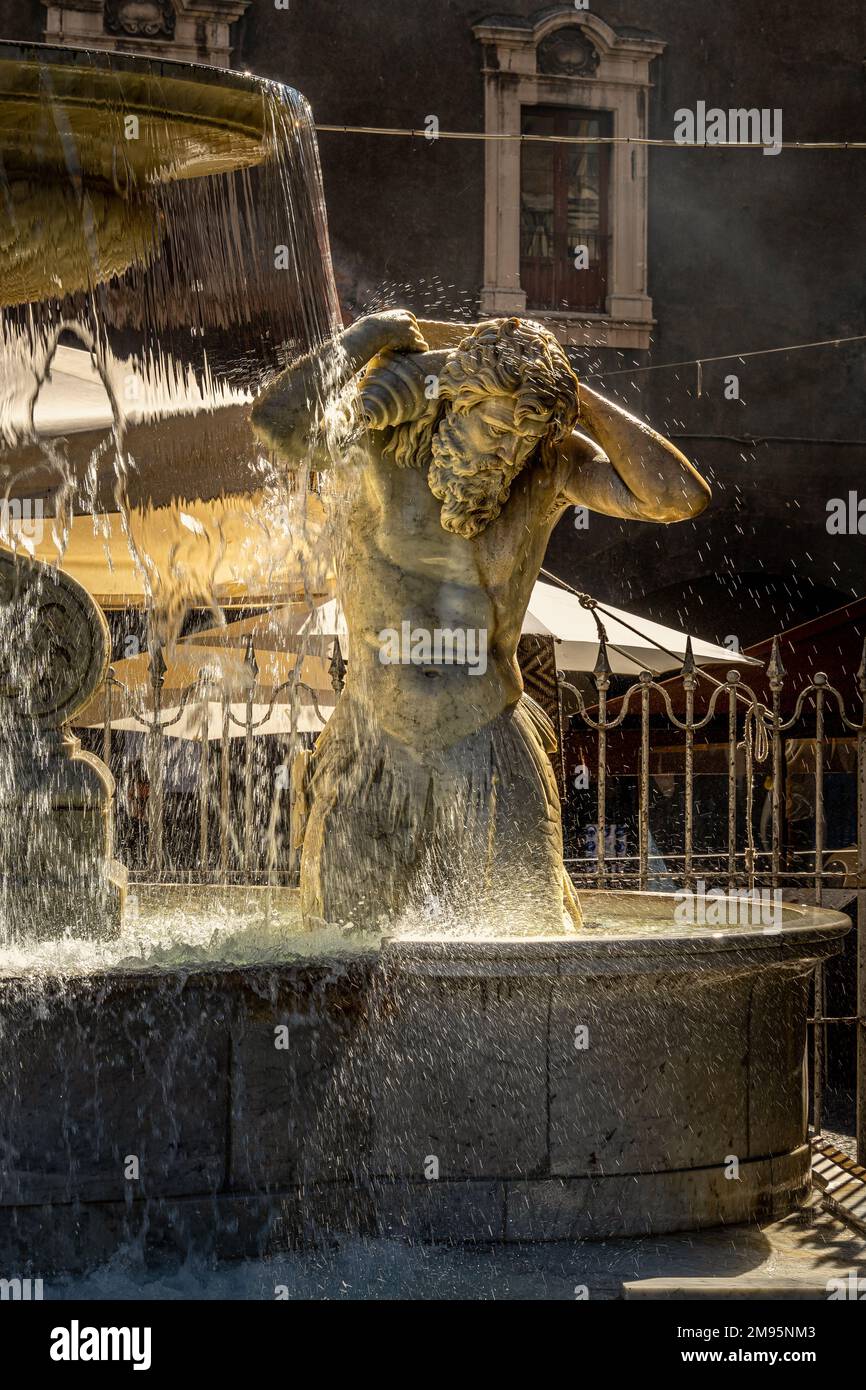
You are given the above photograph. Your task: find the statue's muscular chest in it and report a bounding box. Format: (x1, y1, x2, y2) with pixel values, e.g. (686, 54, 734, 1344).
(334, 449, 569, 637)
(353, 456, 485, 586)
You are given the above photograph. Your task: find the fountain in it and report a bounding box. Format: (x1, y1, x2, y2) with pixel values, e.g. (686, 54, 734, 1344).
(0, 42, 851, 1275)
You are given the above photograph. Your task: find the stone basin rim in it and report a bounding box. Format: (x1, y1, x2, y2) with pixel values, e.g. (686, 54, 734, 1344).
(388, 893, 850, 946)
(0, 41, 289, 181)
(381, 929, 848, 977)
(0, 40, 274, 93)
(383, 893, 852, 970)
(0, 891, 849, 984)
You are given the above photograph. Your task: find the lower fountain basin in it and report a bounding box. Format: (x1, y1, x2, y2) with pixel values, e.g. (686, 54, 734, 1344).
(376, 892, 850, 1242)
(0, 888, 850, 1271)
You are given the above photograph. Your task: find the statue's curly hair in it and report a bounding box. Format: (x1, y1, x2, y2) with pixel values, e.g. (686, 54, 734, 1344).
(376, 317, 579, 538)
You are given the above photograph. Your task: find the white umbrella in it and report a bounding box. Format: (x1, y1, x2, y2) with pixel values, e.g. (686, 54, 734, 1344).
(299, 584, 760, 676)
(24, 342, 249, 436)
(522, 581, 761, 675)
(297, 596, 349, 647)
(99, 700, 331, 741)
(30, 343, 115, 434)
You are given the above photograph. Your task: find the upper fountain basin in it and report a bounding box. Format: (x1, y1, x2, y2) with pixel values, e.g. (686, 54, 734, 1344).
(0, 41, 278, 189)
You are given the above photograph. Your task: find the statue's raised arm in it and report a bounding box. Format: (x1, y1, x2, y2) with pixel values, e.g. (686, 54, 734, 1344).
(561, 381, 711, 524)
(250, 309, 430, 466)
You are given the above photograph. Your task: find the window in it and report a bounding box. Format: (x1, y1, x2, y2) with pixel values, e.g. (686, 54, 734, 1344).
(474, 8, 665, 349)
(520, 106, 611, 314)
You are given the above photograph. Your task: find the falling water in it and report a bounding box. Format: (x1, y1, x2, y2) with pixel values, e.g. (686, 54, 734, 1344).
(0, 44, 348, 956)
(0, 44, 387, 1284)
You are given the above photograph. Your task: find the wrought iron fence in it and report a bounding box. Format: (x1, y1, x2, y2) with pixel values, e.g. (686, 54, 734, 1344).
(97, 634, 346, 884)
(561, 629, 866, 1164)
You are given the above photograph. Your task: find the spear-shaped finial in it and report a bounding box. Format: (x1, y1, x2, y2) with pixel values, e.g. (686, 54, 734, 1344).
(767, 634, 786, 689)
(592, 635, 611, 688)
(681, 635, 696, 678)
(329, 637, 347, 695)
(148, 638, 167, 692)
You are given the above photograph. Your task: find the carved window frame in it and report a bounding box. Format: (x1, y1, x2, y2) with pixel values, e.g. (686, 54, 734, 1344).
(473, 8, 665, 349)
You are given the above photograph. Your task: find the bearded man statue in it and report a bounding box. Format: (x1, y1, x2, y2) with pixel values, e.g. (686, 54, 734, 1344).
(252, 312, 710, 932)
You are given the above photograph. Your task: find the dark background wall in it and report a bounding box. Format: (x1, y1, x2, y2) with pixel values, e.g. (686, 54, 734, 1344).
(7, 1, 866, 649)
(0, 1, 40, 41)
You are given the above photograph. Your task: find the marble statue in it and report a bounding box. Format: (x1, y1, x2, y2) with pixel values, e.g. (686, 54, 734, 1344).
(252, 312, 710, 931)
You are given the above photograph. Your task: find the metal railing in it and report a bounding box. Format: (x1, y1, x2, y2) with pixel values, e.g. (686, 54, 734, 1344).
(561, 629, 866, 1164)
(99, 633, 346, 883)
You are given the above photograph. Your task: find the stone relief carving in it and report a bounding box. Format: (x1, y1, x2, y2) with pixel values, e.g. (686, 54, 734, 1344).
(104, 1, 176, 40)
(0, 549, 125, 942)
(0, 551, 109, 728)
(537, 28, 600, 78)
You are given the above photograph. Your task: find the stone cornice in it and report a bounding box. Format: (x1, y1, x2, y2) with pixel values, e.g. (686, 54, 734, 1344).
(42, 1, 252, 68)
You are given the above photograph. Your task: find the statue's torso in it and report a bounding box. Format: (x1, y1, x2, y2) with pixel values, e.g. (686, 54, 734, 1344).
(328, 439, 570, 746)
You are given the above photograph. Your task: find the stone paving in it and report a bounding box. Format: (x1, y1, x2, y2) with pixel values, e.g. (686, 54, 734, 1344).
(48, 1201, 865, 1301)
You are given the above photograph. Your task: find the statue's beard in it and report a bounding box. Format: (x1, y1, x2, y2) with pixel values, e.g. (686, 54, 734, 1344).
(428, 413, 530, 540)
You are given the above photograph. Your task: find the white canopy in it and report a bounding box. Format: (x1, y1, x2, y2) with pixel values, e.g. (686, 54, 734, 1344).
(522, 582, 760, 675)
(77, 581, 758, 744)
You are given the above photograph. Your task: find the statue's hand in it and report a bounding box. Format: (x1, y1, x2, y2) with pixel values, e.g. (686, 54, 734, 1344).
(348, 309, 428, 358)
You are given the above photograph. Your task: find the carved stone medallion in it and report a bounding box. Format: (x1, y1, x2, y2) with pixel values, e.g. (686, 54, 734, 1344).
(104, 0, 176, 40)
(0, 549, 109, 731)
(537, 29, 600, 78)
